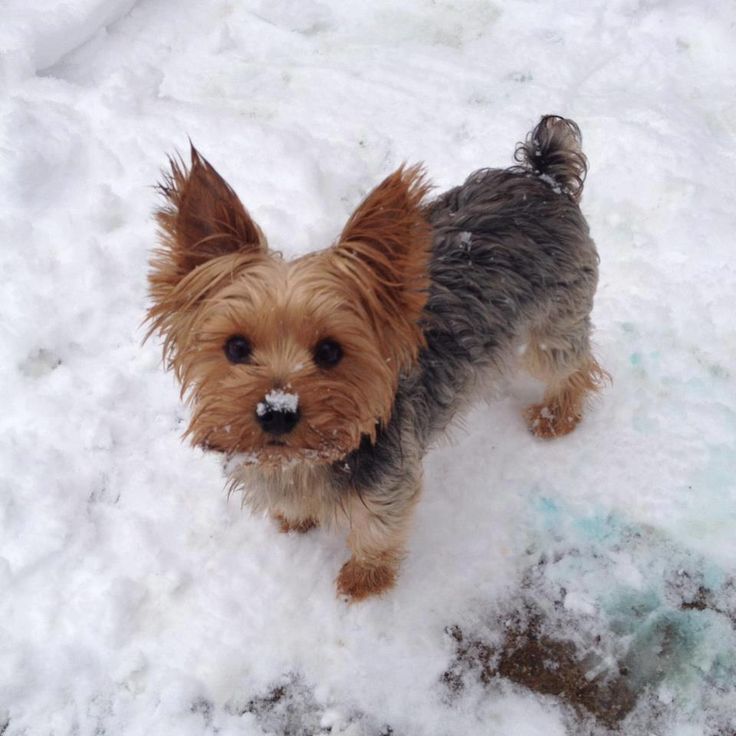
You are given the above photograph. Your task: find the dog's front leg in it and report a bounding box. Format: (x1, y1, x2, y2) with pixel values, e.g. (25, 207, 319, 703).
(336, 469, 422, 602)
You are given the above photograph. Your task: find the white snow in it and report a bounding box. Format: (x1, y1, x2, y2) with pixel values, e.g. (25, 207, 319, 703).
(537, 172, 564, 195)
(256, 390, 299, 417)
(1, 1, 735, 735)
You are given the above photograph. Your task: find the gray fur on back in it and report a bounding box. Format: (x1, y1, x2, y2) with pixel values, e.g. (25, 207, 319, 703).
(334, 117, 600, 498)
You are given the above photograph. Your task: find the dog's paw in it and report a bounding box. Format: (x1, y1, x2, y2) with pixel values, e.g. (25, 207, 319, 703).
(273, 513, 319, 534)
(336, 557, 397, 602)
(525, 403, 581, 438)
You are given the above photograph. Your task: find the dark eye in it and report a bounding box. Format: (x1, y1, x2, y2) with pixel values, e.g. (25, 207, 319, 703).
(313, 339, 343, 369)
(224, 335, 252, 364)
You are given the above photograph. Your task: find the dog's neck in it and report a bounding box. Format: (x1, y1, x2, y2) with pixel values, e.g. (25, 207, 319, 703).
(227, 458, 342, 524)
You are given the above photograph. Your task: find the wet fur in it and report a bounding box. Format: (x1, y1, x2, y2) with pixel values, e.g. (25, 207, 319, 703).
(148, 116, 606, 601)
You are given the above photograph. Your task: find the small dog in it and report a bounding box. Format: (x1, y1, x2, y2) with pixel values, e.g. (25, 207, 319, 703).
(147, 115, 606, 601)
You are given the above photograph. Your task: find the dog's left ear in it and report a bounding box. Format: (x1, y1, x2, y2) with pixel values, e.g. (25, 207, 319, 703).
(335, 164, 433, 370)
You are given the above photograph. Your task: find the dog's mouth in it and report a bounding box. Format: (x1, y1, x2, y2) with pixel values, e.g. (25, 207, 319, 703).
(224, 441, 347, 470)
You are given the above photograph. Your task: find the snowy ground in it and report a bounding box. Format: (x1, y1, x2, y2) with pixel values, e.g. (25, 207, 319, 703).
(1, 1, 735, 734)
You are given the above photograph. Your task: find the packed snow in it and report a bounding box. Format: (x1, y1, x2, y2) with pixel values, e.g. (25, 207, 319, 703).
(1, 1, 735, 734)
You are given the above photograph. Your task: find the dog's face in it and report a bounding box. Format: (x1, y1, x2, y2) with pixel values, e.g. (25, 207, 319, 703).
(147, 149, 431, 465)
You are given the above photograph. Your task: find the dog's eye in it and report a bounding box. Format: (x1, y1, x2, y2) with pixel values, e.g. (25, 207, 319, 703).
(224, 335, 252, 364)
(313, 339, 343, 369)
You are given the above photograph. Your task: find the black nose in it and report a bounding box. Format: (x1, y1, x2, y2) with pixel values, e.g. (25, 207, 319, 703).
(257, 407, 300, 436)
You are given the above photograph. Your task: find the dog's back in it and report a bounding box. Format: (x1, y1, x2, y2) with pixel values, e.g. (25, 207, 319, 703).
(408, 116, 602, 444)
(342, 116, 605, 499)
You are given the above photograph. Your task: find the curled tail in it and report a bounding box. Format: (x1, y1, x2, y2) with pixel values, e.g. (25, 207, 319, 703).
(514, 115, 587, 203)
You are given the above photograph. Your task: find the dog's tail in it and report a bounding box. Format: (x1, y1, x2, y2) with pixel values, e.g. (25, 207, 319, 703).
(514, 115, 587, 203)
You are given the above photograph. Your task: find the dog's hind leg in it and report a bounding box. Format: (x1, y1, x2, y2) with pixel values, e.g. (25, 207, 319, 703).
(522, 315, 607, 439)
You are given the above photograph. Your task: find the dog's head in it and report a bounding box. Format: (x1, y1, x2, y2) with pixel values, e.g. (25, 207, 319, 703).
(147, 148, 431, 465)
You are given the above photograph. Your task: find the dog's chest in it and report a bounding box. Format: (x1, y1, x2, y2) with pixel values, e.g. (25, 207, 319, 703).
(230, 461, 341, 521)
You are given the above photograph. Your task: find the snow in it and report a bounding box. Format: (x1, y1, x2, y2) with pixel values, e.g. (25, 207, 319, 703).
(256, 390, 300, 417)
(1, 1, 735, 735)
(537, 172, 564, 195)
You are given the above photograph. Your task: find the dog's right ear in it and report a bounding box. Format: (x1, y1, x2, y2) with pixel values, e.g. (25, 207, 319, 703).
(146, 147, 267, 365)
(153, 146, 266, 282)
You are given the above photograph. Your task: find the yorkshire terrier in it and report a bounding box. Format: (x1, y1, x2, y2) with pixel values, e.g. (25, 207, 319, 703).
(147, 115, 606, 602)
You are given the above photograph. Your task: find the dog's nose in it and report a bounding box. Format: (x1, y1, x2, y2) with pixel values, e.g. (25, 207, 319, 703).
(256, 403, 300, 436)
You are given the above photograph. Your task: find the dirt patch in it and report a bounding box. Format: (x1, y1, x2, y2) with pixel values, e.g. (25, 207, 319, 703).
(227, 673, 397, 735)
(443, 611, 637, 729)
(231, 675, 328, 736)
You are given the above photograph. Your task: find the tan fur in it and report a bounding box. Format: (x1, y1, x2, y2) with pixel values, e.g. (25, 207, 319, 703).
(147, 147, 268, 371)
(524, 355, 609, 438)
(335, 476, 421, 600)
(336, 164, 433, 374)
(273, 512, 319, 534)
(155, 147, 266, 268)
(147, 151, 431, 465)
(336, 556, 398, 602)
(233, 462, 331, 510)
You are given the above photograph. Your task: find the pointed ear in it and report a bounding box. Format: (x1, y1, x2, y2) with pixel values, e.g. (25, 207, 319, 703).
(153, 146, 266, 282)
(335, 164, 433, 369)
(146, 146, 266, 364)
